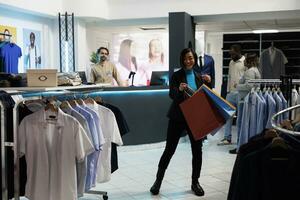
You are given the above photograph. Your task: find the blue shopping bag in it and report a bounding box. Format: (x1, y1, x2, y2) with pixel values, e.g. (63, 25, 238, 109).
(200, 84, 236, 120)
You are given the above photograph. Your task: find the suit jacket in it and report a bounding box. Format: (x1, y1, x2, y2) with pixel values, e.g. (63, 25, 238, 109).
(167, 68, 203, 122)
(194, 54, 215, 88)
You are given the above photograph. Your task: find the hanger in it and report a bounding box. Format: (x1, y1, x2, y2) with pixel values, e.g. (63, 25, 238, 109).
(264, 129, 279, 139)
(45, 102, 58, 113)
(271, 136, 289, 150)
(94, 96, 103, 104)
(280, 119, 293, 130)
(84, 97, 96, 105)
(77, 99, 84, 105)
(60, 101, 72, 109)
(69, 99, 78, 107)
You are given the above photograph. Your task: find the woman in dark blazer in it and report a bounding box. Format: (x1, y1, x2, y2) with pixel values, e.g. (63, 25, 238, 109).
(150, 48, 210, 197)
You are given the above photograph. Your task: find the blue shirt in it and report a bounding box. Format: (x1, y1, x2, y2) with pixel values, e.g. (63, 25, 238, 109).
(279, 92, 288, 120)
(238, 93, 251, 149)
(0, 43, 22, 73)
(265, 92, 277, 129)
(73, 106, 101, 191)
(273, 92, 283, 124)
(80, 105, 105, 189)
(185, 69, 197, 91)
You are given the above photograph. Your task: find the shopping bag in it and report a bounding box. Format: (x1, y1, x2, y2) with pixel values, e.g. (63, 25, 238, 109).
(200, 84, 236, 120)
(180, 89, 225, 140)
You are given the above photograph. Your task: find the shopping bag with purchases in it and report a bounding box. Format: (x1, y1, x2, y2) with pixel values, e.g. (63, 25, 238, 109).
(180, 89, 225, 140)
(200, 84, 236, 120)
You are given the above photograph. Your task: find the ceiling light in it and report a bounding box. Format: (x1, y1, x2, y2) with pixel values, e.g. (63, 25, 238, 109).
(140, 27, 166, 31)
(252, 29, 279, 34)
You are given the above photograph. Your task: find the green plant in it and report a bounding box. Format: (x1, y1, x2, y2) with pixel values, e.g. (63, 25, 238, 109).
(90, 51, 98, 64)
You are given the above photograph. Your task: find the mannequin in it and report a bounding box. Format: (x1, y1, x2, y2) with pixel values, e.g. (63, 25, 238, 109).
(195, 39, 215, 88)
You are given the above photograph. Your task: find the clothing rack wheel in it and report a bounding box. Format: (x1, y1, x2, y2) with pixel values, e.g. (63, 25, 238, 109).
(85, 190, 108, 200)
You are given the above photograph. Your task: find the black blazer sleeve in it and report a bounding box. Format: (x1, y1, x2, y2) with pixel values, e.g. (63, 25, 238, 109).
(169, 71, 185, 104)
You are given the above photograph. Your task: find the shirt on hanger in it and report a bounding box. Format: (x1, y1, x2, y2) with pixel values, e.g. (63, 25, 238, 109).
(18, 109, 94, 200)
(0, 43, 22, 73)
(74, 105, 103, 191)
(80, 104, 105, 188)
(273, 92, 283, 124)
(61, 107, 92, 197)
(265, 92, 277, 129)
(86, 102, 123, 183)
(259, 48, 288, 79)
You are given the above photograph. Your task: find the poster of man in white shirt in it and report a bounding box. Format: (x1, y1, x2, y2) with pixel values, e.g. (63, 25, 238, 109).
(23, 29, 41, 69)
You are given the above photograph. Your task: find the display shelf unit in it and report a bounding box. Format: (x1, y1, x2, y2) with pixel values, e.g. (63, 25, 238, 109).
(221, 31, 300, 97)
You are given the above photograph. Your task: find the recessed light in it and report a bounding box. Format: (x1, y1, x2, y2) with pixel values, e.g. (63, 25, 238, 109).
(252, 29, 279, 34)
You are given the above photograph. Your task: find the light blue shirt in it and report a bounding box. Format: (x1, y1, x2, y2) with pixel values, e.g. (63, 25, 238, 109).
(273, 92, 283, 124)
(80, 105, 105, 189)
(279, 92, 288, 120)
(74, 106, 101, 191)
(185, 69, 197, 91)
(265, 92, 277, 129)
(61, 107, 92, 197)
(255, 93, 266, 136)
(238, 93, 251, 149)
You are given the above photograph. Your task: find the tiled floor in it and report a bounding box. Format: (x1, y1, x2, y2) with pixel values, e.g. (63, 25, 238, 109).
(80, 128, 238, 200)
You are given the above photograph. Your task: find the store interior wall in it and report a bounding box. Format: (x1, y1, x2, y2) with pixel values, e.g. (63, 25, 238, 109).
(0, 7, 59, 73)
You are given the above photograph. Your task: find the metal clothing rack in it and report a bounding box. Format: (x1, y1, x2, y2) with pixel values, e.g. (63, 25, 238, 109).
(1, 85, 113, 200)
(271, 104, 300, 135)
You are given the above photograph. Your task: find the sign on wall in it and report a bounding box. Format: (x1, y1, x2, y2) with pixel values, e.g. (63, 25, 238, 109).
(0, 25, 17, 42)
(23, 28, 42, 70)
(111, 32, 169, 86)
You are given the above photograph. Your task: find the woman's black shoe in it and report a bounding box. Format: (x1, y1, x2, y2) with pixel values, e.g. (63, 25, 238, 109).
(191, 181, 205, 196)
(150, 168, 165, 195)
(150, 180, 162, 195)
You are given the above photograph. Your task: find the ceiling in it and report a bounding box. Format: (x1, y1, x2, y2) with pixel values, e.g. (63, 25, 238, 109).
(196, 18, 300, 32)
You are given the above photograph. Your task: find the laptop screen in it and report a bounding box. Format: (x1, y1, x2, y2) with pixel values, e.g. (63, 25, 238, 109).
(150, 71, 169, 86)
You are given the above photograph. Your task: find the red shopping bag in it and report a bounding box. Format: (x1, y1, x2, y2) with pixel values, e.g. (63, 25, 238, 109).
(180, 89, 225, 140)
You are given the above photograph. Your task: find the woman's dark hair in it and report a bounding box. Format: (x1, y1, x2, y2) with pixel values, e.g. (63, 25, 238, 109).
(97, 47, 109, 55)
(244, 53, 259, 68)
(179, 48, 197, 68)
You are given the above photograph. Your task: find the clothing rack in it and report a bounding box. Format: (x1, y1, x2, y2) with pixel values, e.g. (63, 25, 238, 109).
(1, 85, 112, 200)
(271, 104, 300, 135)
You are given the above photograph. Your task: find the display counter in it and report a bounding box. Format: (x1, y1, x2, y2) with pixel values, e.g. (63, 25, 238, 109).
(1, 85, 171, 145)
(98, 86, 171, 145)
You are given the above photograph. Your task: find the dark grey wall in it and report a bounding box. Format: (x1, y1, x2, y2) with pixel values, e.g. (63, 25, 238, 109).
(169, 12, 196, 76)
(99, 89, 171, 145)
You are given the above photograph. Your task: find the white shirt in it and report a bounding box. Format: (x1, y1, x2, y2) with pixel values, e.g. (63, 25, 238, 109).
(25, 45, 40, 69)
(19, 109, 94, 200)
(86, 102, 123, 183)
(228, 56, 246, 92)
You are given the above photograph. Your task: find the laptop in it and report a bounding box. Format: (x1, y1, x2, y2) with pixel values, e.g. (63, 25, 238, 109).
(150, 71, 169, 86)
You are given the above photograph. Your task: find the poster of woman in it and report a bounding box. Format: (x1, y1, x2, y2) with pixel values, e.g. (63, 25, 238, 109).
(0, 25, 17, 42)
(23, 28, 42, 69)
(112, 33, 169, 86)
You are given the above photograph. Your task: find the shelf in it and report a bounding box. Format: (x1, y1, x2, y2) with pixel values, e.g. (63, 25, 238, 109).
(224, 40, 259, 44)
(223, 49, 259, 52)
(0, 84, 111, 94)
(286, 65, 300, 68)
(262, 39, 300, 42)
(286, 57, 300, 59)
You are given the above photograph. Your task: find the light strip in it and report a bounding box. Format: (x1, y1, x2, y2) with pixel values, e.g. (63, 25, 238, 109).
(252, 29, 279, 34)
